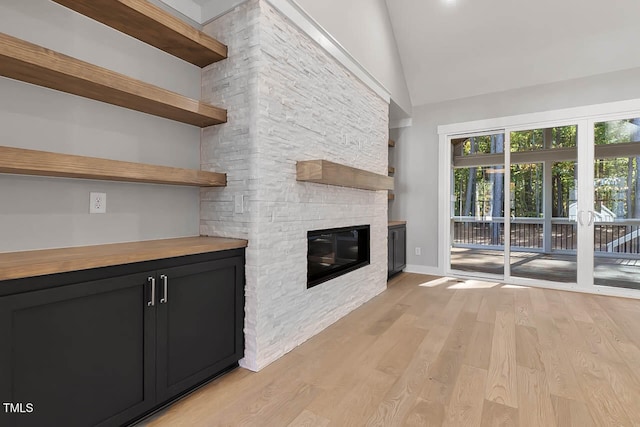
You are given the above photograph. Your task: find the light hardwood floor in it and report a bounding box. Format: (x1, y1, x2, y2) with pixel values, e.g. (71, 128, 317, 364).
(140, 273, 640, 426)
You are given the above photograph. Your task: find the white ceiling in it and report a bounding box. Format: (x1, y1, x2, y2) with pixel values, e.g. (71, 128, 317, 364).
(161, 0, 640, 108)
(385, 0, 640, 106)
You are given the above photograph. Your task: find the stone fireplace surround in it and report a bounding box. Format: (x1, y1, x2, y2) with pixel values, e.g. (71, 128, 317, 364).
(200, 0, 389, 371)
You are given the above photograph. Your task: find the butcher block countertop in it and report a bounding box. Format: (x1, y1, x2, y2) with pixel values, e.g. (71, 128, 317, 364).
(388, 221, 407, 227)
(0, 236, 248, 281)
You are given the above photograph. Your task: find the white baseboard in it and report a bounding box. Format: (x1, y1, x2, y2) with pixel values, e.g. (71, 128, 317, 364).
(404, 264, 444, 276)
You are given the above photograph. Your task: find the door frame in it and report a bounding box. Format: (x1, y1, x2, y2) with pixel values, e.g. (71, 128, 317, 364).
(438, 98, 640, 299)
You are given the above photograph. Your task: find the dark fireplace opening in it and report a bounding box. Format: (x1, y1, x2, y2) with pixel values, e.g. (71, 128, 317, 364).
(307, 225, 370, 288)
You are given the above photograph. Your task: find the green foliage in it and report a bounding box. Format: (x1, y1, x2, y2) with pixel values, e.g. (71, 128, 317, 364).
(511, 125, 576, 152)
(452, 121, 640, 220)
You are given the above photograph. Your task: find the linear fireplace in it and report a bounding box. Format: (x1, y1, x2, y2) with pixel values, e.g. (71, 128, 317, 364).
(307, 225, 370, 288)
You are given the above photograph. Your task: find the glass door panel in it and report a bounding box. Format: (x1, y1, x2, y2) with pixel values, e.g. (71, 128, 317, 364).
(509, 125, 578, 283)
(451, 133, 505, 276)
(593, 117, 640, 289)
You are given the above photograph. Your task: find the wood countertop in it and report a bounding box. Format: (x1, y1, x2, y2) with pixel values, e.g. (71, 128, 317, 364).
(389, 221, 407, 227)
(0, 236, 248, 281)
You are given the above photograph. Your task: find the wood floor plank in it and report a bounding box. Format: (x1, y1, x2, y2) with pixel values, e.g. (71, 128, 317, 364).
(365, 303, 410, 335)
(596, 358, 640, 424)
(139, 274, 640, 427)
(528, 287, 550, 312)
(575, 320, 624, 364)
(598, 298, 640, 348)
(419, 311, 477, 405)
(443, 364, 487, 427)
(560, 292, 594, 323)
(582, 294, 640, 376)
(419, 348, 464, 405)
(321, 369, 396, 426)
(376, 326, 427, 377)
(364, 318, 456, 425)
(551, 395, 595, 427)
(533, 311, 583, 401)
(570, 348, 633, 426)
(515, 325, 544, 370)
(514, 289, 536, 328)
(480, 400, 519, 427)
(477, 295, 497, 323)
(287, 409, 330, 427)
(516, 367, 556, 427)
(463, 290, 484, 314)
(403, 398, 444, 427)
(485, 310, 518, 408)
(464, 320, 494, 370)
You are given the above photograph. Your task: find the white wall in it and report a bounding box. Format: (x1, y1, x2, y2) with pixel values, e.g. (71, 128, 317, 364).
(392, 66, 640, 273)
(295, 0, 412, 117)
(0, 0, 203, 252)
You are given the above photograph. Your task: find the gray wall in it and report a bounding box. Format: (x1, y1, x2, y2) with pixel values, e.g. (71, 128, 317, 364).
(392, 66, 640, 272)
(0, 0, 203, 252)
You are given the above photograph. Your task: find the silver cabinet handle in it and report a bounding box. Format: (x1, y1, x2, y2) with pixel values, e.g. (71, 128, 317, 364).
(148, 277, 156, 307)
(160, 274, 168, 304)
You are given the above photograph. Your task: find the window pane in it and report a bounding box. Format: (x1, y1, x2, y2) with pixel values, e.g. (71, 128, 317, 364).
(510, 163, 543, 218)
(452, 134, 505, 157)
(594, 118, 640, 145)
(511, 125, 577, 153)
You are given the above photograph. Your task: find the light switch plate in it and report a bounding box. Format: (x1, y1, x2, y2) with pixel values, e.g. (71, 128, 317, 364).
(234, 194, 244, 214)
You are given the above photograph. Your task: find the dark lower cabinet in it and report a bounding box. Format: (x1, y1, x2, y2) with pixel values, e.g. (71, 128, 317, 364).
(0, 249, 244, 427)
(388, 223, 407, 278)
(156, 257, 244, 402)
(0, 272, 156, 427)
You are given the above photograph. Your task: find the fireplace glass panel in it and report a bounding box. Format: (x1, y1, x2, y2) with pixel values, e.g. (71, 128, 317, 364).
(307, 225, 370, 288)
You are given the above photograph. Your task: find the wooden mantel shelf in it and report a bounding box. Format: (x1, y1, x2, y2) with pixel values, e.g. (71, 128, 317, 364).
(0, 146, 226, 187)
(51, 0, 227, 67)
(0, 237, 248, 281)
(0, 32, 226, 127)
(296, 160, 394, 191)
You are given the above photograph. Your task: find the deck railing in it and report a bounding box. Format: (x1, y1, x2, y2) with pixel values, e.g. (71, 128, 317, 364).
(452, 217, 640, 254)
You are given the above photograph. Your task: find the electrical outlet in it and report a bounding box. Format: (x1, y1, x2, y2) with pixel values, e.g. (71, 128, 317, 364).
(415, 247, 421, 256)
(90, 192, 106, 214)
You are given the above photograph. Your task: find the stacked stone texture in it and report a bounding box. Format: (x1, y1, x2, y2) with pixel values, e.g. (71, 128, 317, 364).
(202, 0, 389, 371)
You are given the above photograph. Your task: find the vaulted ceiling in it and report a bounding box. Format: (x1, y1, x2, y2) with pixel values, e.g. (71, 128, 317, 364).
(385, 0, 640, 106)
(161, 0, 640, 108)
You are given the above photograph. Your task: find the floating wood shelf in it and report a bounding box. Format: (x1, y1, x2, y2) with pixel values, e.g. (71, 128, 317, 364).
(388, 193, 395, 201)
(0, 32, 226, 127)
(0, 146, 226, 187)
(388, 166, 395, 175)
(51, 0, 227, 67)
(0, 236, 248, 281)
(389, 139, 396, 147)
(296, 160, 394, 191)
(388, 221, 406, 227)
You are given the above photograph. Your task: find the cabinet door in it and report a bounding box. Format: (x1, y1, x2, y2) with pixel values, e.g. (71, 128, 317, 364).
(155, 256, 244, 402)
(388, 228, 395, 277)
(394, 226, 407, 271)
(0, 272, 156, 427)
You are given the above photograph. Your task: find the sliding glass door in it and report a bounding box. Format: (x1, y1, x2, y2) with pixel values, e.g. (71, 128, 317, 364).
(443, 101, 640, 294)
(509, 125, 578, 283)
(450, 132, 506, 278)
(591, 116, 640, 289)
(448, 125, 581, 287)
